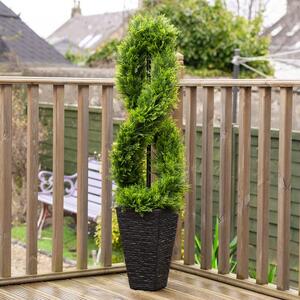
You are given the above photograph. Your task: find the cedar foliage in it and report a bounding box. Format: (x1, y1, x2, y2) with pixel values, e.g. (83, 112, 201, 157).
(111, 14, 186, 214)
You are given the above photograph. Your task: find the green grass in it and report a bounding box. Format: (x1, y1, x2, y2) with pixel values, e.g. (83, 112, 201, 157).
(12, 216, 124, 265)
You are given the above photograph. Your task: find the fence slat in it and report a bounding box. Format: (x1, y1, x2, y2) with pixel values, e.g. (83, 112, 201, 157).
(256, 87, 271, 285)
(236, 87, 251, 280)
(77, 85, 89, 270)
(218, 87, 232, 274)
(100, 85, 114, 267)
(52, 85, 65, 272)
(277, 87, 293, 291)
(172, 86, 184, 260)
(0, 85, 12, 278)
(26, 85, 39, 275)
(184, 87, 197, 265)
(201, 87, 214, 270)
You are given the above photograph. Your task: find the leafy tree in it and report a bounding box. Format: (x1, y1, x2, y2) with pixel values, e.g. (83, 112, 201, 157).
(143, 0, 273, 75)
(87, 39, 120, 67)
(65, 50, 87, 65)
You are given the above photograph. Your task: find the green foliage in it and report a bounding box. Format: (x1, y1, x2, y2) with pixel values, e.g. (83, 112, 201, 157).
(12, 217, 98, 264)
(194, 217, 276, 284)
(87, 39, 120, 66)
(111, 14, 186, 214)
(144, 0, 273, 76)
(65, 50, 86, 65)
(249, 264, 277, 284)
(95, 210, 122, 251)
(195, 218, 237, 272)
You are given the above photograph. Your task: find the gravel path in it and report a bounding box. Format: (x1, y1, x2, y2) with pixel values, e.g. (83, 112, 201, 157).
(11, 242, 75, 276)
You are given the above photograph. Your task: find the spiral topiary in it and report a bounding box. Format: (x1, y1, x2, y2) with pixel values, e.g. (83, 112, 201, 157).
(111, 14, 186, 214)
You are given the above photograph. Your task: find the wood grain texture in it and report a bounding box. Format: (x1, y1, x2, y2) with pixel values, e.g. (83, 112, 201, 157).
(0, 85, 12, 278)
(236, 87, 251, 280)
(4, 76, 300, 88)
(277, 87, 293, 291)
(76, 85, 89, 270)
(184, 87, 197, 265)
(172, 86, 184, 261)
(0, 264, 126, 286)
(26, 85, 39, 275)
(0, 269, 282, 300)
(201, 87, 214, 270)
(218, 87, 233, 274)
(100, 85, 114, 267)
(256, 87, 271, 285)
(171, 263, 295, 300)
(52, 85, 65, 273)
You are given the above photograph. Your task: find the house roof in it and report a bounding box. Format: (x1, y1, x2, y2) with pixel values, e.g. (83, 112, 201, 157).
(0, 1, 69, 66)
(47, 10, 134, 55)
(264, 2, 300, 56)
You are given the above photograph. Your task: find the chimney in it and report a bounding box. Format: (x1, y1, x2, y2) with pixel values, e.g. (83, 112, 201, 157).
(71, 0, 81, 18)
(287, 0, 300, 15)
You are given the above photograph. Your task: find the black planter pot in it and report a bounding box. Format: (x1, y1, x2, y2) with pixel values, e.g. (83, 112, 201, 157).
(116, 207, 178, 291)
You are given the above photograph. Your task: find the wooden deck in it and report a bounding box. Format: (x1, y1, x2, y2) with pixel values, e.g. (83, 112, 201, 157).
(0, 270, 280, 300)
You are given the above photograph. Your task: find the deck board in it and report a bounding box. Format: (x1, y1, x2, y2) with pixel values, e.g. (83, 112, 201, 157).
(0, 270, 280, 300)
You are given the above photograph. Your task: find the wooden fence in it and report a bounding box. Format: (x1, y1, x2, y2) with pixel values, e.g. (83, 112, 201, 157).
(39, 102, 300, 286)
(0, 77, 300, 300)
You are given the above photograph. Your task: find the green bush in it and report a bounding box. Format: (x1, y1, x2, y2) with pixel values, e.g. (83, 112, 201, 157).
(144, 0, 273, 76)
(95, 210, 122, 250)
(87, 39, 120, 66)
(65, 50, 86, 65)
(111, 14, 186, 214)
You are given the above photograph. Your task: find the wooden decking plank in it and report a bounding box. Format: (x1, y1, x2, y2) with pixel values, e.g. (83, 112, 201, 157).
(1, 285, 51, 300)
(98, 274, 167, 300)
(74, 276, 165, 300)
(77, 274, 203, 300)
(50, 279, 126, 300)
(0, 288, 21, 300)
(106, 273, 217, 300)
(167, 279, 235, 300)
(20, 285, 59, 300)
(23, 282, 86, 300)
(0, 270, 284, 300)
(169, 270, 280, 300)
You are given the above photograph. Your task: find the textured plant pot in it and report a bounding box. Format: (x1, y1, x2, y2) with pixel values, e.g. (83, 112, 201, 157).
(116, 207, 178, 291)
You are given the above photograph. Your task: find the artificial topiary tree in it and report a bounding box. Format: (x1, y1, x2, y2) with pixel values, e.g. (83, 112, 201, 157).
(111, 14, 186, 215)
(111, 14, 186, 291)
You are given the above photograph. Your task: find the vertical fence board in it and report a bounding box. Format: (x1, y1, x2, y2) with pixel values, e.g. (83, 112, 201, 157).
(256, 87, 271, 285)
(172, 86, 184, 260)
(100, 85, 113, 267)
(52, 85, 65, 272)
(218, 87, 232, 274)
(184, 87, 197, 265)
(277, 87, 293, 291)
(0, 85, 12, 278)
(237, 87, 251, 280)
(77, 85, 89, 270)
(26, 85, 39, 275)
(201, 87, 214, 270)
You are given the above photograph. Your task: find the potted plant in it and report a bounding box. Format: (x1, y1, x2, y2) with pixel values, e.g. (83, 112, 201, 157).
(111, 14, 186, 291)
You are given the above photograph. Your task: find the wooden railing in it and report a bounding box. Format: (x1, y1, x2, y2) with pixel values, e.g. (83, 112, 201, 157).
(173, 78, 300, 300)
(0, 77, 121, 285)
(0, 77, 300, 300)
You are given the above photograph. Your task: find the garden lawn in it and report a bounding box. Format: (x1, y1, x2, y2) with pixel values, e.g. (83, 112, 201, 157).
(12, 216, 123, 265)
